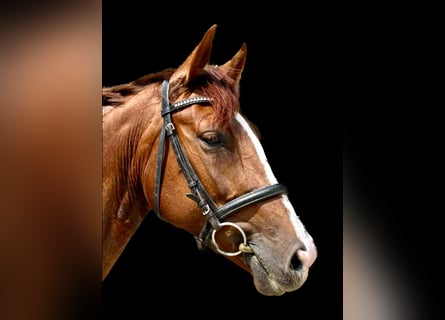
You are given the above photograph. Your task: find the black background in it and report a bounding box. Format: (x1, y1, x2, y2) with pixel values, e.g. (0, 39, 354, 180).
(102, 1, 342, 318)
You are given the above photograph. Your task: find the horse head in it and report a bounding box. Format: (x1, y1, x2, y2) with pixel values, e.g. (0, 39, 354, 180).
(102, 24, 317, 296)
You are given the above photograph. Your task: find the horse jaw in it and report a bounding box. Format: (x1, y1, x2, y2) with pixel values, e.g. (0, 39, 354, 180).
(223, 246, 311, 296)
(242, 239, 314, 296)
(248, 254, 309, 296)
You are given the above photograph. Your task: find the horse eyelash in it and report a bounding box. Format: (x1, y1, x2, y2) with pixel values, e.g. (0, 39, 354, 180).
(199, 131, 224, 147)
(201, 135, 221, 145)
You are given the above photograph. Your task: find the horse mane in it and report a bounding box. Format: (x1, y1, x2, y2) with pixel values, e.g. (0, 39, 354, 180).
(102, 65, 240, 126)
(102, 68, 175, 107)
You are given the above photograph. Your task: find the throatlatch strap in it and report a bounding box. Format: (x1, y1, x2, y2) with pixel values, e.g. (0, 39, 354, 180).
(153, 83, 169, 218)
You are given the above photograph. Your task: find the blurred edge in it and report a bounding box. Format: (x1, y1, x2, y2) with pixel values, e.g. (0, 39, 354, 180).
(344, 112, 438, 320)
(0, 1, 102, 319)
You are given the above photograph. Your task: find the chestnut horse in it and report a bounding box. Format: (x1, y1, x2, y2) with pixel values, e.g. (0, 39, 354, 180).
(102, 24, 317, 296)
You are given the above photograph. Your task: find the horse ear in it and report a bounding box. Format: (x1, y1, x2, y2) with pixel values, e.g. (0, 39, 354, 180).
(170, 24, 217, 85)
(220, 43, 247, 83)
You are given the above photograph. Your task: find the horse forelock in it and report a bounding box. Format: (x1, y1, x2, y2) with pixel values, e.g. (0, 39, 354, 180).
(200, 66, 240, 126)
(170, 66, 240, 126)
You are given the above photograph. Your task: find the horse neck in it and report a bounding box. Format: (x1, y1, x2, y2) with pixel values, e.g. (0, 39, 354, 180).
(102, 88, 161, 278)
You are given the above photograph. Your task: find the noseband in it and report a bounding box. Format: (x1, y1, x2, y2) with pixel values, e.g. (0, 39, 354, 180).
(153, 80, 287, 256)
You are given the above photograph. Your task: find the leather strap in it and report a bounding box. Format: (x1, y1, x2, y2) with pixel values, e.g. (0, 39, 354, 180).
(153, 80, 288, 249)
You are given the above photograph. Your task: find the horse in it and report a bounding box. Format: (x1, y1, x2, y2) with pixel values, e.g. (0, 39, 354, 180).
(102, 24, 317, 296)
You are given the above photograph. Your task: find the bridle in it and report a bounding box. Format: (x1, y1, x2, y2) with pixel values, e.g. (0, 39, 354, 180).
(153, 80, 288, 256)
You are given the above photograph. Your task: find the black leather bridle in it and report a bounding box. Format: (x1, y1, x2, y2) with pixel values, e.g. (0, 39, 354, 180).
(153, 80, 288, 255)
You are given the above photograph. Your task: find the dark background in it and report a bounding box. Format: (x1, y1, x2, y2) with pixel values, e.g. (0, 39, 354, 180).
(102, 1, 342, 318)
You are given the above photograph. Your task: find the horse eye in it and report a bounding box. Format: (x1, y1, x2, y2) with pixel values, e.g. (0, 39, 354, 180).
(199, 131, 222, 146)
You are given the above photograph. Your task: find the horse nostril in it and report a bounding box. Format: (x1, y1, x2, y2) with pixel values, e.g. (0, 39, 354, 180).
(290, 243, 318, 272)
(290, 254, 303, 271)
(293, 245, 317, 271)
